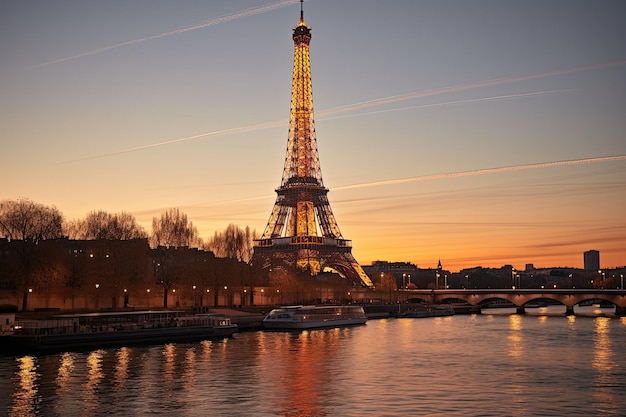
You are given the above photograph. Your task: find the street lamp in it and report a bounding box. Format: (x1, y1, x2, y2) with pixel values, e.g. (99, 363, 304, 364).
(601, 272, 606, 289)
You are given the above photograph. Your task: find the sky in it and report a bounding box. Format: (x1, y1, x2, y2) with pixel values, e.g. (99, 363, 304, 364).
(1, 0, 625, 272)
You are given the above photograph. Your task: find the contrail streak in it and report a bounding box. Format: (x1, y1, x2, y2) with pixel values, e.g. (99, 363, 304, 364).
(55, 60, 625, 164)
(54, 119, 285, 165)
(33, 0, 300, 68)
(55, 90, 568, 164)
(143, 155, 626, 212)
(317, 60, 626, 117)
(321, 90, 572, 122)
(334, 155, 626, 191)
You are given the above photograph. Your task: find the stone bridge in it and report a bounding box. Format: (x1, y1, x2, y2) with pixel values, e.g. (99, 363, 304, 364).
(396, 289, 626, 316)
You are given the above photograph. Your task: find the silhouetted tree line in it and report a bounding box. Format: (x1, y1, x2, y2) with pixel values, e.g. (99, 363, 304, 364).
(0, 198, 263, 310)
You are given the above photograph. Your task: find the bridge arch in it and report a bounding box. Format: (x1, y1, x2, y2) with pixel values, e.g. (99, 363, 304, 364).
(396, 289, 626, 316)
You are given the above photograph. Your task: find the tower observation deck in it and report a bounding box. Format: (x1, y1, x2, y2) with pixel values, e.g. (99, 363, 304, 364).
(252, 1, 373, 287)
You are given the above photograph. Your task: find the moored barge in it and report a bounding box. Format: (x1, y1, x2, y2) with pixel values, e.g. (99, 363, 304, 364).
(1, 310, 238, 355)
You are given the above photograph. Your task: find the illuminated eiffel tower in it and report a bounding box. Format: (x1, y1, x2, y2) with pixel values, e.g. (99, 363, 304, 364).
(253, 1, 372, 287)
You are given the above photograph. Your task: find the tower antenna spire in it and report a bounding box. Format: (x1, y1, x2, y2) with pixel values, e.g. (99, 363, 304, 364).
(300, 0, 304, 21)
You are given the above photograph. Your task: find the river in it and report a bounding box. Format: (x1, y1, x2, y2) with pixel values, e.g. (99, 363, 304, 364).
(1, 307, 625, 416)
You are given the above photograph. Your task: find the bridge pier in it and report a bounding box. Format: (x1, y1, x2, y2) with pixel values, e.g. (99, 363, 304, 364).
(565, 306, 575, 316)
(516, 306, 526, 315)
(616, 306, 626, 317)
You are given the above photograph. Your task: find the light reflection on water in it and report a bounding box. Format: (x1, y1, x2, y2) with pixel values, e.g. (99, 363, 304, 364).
(2, 312, 626, 417)
(10, 356, 38, 417)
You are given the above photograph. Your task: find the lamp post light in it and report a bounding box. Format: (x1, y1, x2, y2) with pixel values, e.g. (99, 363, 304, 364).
(435, 272, 440, 290)
(601, 271, 605, 289)
(402, 273, 406, 290)
(621, 274, 624, 290)
(146, 288, 150, 307)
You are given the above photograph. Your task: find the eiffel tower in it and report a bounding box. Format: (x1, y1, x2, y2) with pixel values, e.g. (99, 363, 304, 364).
(252, 1, 373, 287)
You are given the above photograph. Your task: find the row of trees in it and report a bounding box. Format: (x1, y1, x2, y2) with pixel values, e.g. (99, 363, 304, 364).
(0, 198, 258, 310)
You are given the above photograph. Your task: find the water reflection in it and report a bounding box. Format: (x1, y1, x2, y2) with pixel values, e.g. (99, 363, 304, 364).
(507, 314, 523, 359)
(183, 347, 196, 390)
(162, 343, 176, 382)
(55, 352, 74, 395)
(2, 316, 625, 417)
(10, 356, 39, 417)
(592, 317, 615, 412)
(567, 314, 576, 328)
(83, 350, 105, 415)
(263, 329, 344, 417)
(114, 347, 130, 390)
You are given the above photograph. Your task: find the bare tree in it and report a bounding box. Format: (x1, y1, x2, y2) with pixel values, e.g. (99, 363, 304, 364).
(207, 224, 257, 306)
(66, 210, 146, 240)
(0, 198, 64, 310)
(150, 208, 201, 249)
(150, 208, 202, 307)
(207, 224, 255, 262)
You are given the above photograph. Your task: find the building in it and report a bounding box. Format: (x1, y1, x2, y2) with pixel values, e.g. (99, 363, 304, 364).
(584, 250, 600, 271)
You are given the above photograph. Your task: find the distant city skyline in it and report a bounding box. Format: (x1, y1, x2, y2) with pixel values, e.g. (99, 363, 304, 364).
(2, 0, 625, 271)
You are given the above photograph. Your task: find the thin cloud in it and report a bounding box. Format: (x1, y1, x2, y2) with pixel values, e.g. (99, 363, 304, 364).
(320, 90, 573, 122)
(317, 60, 626, 117)
(33, 0, 301, 68)
(54, 119, 285, 165)
(129, 155, 626, 215)
(56, 89, 571, 165)
(334, 156, 626, 191)
(57, 59, 626, 164)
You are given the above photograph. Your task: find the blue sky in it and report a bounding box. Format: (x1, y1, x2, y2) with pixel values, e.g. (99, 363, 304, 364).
(2, 0, 625, 270)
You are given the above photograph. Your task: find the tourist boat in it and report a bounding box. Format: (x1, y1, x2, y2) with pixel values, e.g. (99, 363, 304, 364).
(262, 305, 368, 330)
(398, 304, 455, 318)
(1, 310, 238, 354)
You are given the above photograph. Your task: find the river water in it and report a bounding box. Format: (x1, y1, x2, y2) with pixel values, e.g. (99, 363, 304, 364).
(1, 307, 625, 417)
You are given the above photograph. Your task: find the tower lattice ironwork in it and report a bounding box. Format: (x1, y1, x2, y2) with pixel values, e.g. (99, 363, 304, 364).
(252, 2, 372, 287)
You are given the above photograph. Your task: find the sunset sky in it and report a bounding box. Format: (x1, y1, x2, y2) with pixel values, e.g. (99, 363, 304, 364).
(2, 0, 625, 272)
